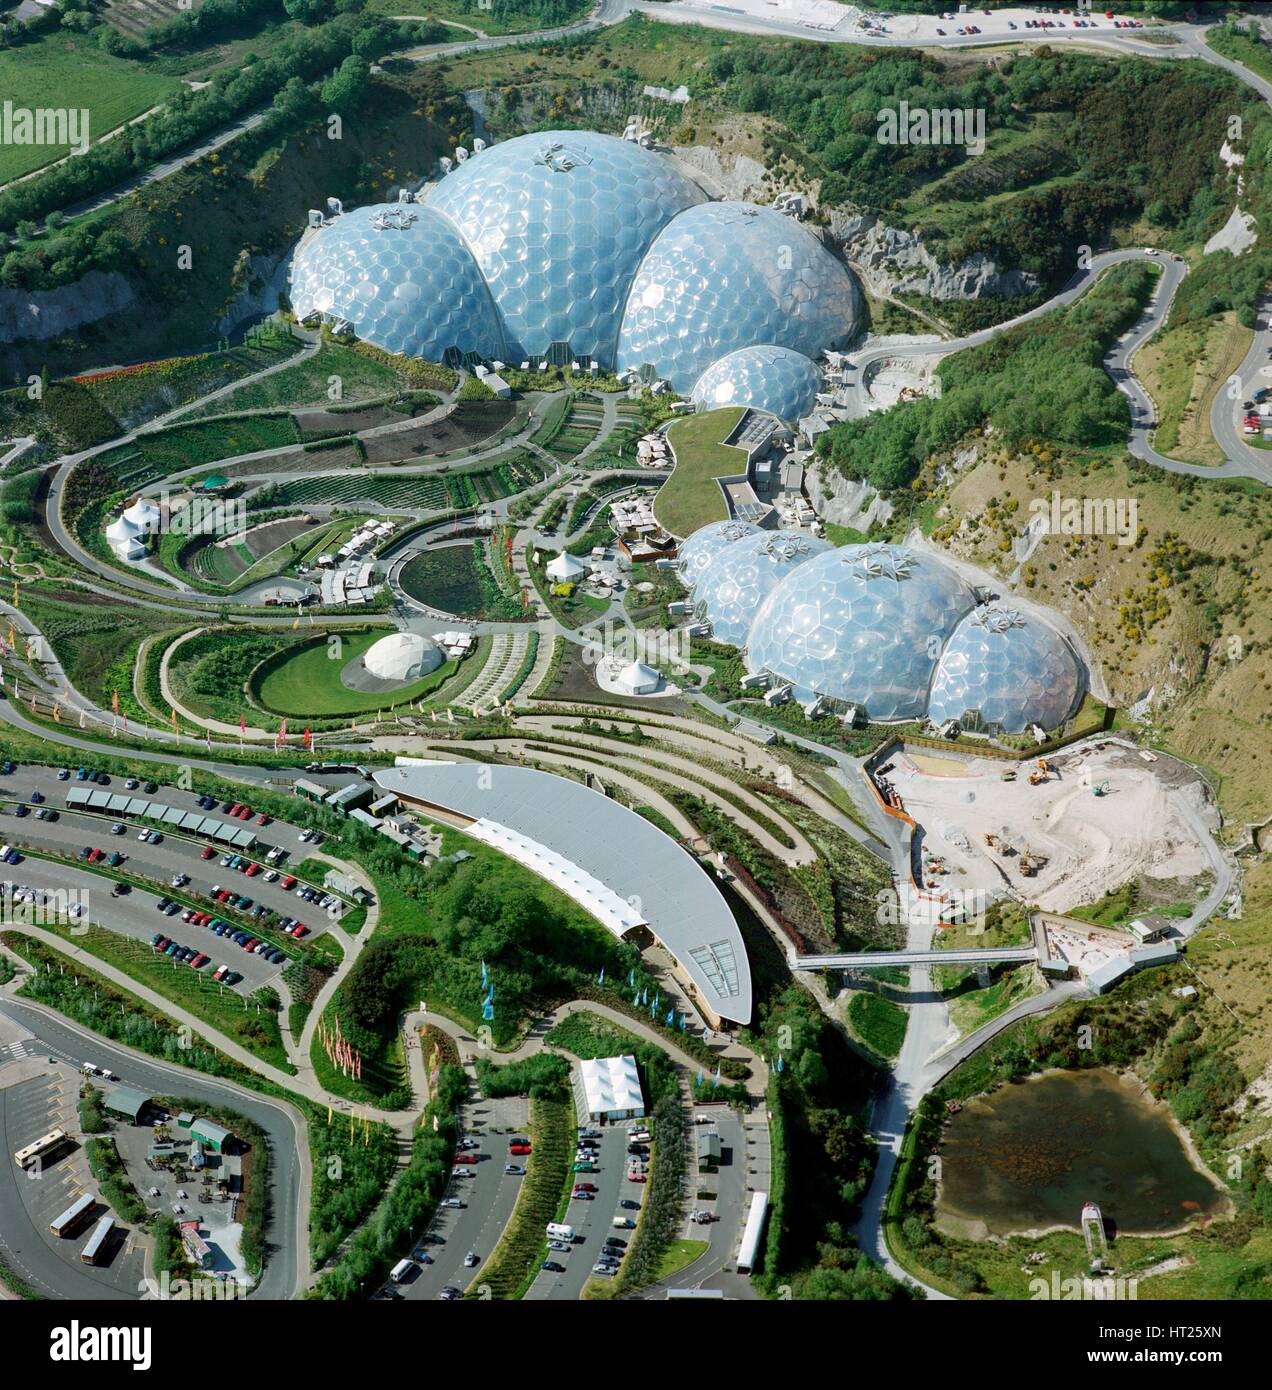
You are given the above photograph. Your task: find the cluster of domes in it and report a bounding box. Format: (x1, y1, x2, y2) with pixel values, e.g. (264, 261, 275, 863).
(682, 530, 1083, 732)
(289, 131, 860, 419)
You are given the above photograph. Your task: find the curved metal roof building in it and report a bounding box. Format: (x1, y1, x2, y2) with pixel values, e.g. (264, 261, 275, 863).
(423, 130, 707, 365)
(616, 202, 860, 392)
(374, 761, 753, 1025)
(289, 202, 506, 363)
(691, 344, 823, 422)
(692, 529, 831, 648)
(926, 605, 1083, 733)
(743, 543, 977, 720)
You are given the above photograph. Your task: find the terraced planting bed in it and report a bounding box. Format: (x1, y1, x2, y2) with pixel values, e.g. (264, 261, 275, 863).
(360, 400, 517, 462)
(260, 451, 548, 513)
(96, 414, 302, 490)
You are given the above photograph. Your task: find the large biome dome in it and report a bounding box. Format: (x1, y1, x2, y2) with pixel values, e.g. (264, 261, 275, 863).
(691, 529, 831, 648)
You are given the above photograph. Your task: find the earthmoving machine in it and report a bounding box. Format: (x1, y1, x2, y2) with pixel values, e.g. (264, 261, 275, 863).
(1092, 781, 1110, 797)
(1019, 844, 1046, 877)
(1000, 768, 1017, 782)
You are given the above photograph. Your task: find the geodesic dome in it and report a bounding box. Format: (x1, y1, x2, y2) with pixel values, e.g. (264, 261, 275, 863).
(690, 345, 823, 422)
(675, 519, 764, 588)
(616, 202, 860, 392)
(424, 130, 707, 365)
(693, 530, 831, 648)
(289, 203, 506, 364)
(744, 543, 976, 720)
(363, 632, 444, 682)
(927, 606, 1083, 734)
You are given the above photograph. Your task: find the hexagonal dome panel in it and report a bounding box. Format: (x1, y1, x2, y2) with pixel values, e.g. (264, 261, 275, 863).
(690, 345, 823, 422)
(616, 202, 861, 392)
(927, 605, 1083, 734)
(744, 544, 976, 721)
(693, 529, 832, 647)
(424, 131, 707, 365)
(289, 203, 506, 363)
(675, 519, 764, 589)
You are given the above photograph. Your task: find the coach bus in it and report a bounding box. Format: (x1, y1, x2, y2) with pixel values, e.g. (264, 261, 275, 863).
(14, 1127, 68, 1171)
(80, 1215, 114, 1265)
(48, 1191, 95, 1238)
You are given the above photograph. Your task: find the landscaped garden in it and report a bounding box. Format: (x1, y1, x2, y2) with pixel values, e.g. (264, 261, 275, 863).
(653, 408, 748, 537)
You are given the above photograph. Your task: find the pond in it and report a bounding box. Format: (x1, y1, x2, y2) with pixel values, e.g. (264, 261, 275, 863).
(399, 543, 489, 618)
(935, 1068, 1229, 1239)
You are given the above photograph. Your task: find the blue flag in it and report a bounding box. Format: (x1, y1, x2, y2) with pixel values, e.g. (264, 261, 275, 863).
(777, 1054, 784, 1074)
(665, 1008, 675, 1026)
(597, 966, 605, 986)
(712, 1064, 720, 1089)
(481, 959, 488, 987)
(482, 1002, 494, 1021)
(696, 1069, 703, 1086)
(652, 991, 659, 1012)
(679, 1015, 686, 1032)
(628, 968, 636, 988)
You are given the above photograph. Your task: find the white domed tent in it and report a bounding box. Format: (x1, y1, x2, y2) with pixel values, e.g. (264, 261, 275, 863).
(616, 660, 660, 695)
(105, 515, 147, 563)
(123, 497, 161, 530)
(363, 632, 444, 682)
(546, 552, 587, 583)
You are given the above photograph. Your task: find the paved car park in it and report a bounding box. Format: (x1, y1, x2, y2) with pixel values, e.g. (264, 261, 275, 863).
(396, 1095, 529, 1301)
(0, 856, 286, 991)
(0, 1072, 145, 1298)
(0, 763, 346, 925)
(525, 1125, 641, 1301)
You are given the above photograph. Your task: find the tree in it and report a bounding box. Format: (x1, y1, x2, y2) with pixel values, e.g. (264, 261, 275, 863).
(321, 55, 369, 114)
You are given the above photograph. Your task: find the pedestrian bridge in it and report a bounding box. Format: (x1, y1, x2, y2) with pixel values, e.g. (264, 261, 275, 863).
(793, 945, 1039, 970)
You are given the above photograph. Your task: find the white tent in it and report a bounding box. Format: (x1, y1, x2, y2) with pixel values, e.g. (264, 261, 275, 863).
(363, 631, 444, 681)
(545, 551, 586, 583)
(105, 515, 147, 562)
(579, 1055, 645, 1120)
(616, 660, 660, 695)
(123, 497, 160, 530)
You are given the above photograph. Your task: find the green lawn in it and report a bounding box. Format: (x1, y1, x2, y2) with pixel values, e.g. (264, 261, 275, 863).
(846, 991, 908, 1061)
(652, 1237, 709, 1281)
(0, 33, 181, 184)
(183, 342, 415, 418)
(254, 628, 464, 717)
(654, 408, 748, 538)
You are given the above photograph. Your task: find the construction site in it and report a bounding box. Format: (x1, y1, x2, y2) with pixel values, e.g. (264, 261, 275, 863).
(876, 739, 1216, 916)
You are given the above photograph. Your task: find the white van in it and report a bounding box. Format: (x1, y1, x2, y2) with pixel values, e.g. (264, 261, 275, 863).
(612, 1217, 636, 1229)
(546, 1222, 574, 1242)
(389, 1258, 414, 1283)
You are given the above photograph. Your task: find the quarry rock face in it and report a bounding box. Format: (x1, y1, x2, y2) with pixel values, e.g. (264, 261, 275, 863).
(832, 212, 1040, 302)
(0, 270, 135, 343)
(804, 463, 894, 531)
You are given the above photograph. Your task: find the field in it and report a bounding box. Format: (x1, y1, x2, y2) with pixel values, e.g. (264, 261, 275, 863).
(654, 408, 748, 538)
(398, 542, 526, 621)
(253, 629, 463, 717)
(0, 33, 180, 185)
(1135, 312, 1252, 467)
(367, 0, 589, 35)
(531, 392, 607, 462)
(846, 992, 908, 1061)
(98, 414, 301, 491)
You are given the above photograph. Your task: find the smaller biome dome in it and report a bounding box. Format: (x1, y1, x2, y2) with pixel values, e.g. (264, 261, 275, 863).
(927, 605, 1083, 734)
(693, 529, 831, 647)
(546, 552, 587, 583)
(690, 346, 822, 423)
(675, 519, 763, 585)
(616, 660, 660, 694)
(363, 632, 444, 683)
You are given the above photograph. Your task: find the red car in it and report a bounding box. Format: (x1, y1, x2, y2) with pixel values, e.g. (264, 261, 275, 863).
(236, 806, 252, 820)
(292, 924, 309, 938)
(89, 847, 104, 861)
(627, 1174, 648, 1184)
(190, 953, 208, 968)
(572, 1182, 597, 1192)
(453, 1154, 477, 1166)
(229, 803, 243, 816)
(509, 1144, 532, 1156)
(201, 846, 216, 860)
(256, 813, 270, 826)
(281, 875, 297, 890)
(245, 863, 260, 877)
